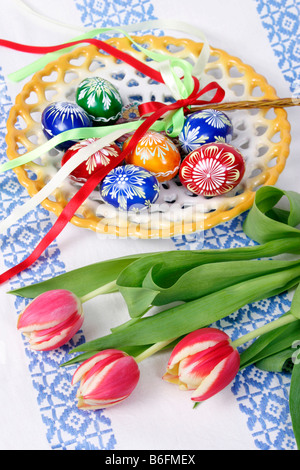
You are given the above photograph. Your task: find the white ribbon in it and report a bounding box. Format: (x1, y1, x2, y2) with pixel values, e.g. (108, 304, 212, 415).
(0, 128, 132, 234)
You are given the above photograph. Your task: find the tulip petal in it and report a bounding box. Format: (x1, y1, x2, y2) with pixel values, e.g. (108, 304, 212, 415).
(71, 349, 126, 385)
(162, 371, 180, 385)
(191, 349, 240, 402)
(82, 356, 140, 401)
(17, 290, 82, 332)
(73, 350, 140, 410)
(30, 312, 81, 339)
(30, 314, 84, 351)
(163, 327, 240, 403)
(167, 328, 230, 369)
(77, 396, 127, 410)
(178, 341, 233, 389)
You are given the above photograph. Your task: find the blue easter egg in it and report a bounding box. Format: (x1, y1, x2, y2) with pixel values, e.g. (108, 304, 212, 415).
(41, 101, 93, 150)
(179, 109, 233, 154)
(100, 164, 160, 211)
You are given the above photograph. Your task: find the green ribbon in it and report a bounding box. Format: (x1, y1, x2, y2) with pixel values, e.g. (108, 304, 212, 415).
(1, 120, 167, 174)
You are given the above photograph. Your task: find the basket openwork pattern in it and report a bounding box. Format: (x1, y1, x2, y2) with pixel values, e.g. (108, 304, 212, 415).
(5, 35, 291, 238)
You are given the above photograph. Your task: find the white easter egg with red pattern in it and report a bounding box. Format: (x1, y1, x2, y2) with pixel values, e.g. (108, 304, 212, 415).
(61, 138, 122, 183)
(179, 142, 245, 196)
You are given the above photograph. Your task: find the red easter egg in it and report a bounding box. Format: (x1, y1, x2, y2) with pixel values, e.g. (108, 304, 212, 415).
(179, 142, 245, 196)
(61, 138, 122, 183)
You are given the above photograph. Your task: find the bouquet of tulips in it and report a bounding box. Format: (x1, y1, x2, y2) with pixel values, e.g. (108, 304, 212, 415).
(12, 186, 300, 446)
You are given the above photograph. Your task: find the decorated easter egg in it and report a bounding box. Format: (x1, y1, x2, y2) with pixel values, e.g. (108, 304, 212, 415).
(76, 77, 123, 125)
(61, 138, 122, 183)
(179, 109, 233, 154)
(100, 164, 160, 211)
(179, 142, 245, 197)
(41, 101, 92, 150)
(123, 131, 181, 182)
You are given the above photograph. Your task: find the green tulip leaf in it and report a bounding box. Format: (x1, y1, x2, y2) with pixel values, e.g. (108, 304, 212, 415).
(290, 283, 300, 320)
(255, 348, 294, 372)
(290, 362, 300, 449)
(240, 318, 300, 370)
(8, 253, 149, 299)
(63, 343, 154, 367)
(116, 242, 300, 318)
(243, 186, 300, 247)
(118, 285, 160, 318)
(146, 259, 300, 307)
(70, 263, 300, 358)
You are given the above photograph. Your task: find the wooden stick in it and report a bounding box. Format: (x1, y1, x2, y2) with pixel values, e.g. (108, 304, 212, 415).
(186, 97, 300, 113)
(125, 97, 299, 122)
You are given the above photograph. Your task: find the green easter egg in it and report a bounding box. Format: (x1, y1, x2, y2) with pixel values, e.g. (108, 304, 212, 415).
(76, 77, 123, 125)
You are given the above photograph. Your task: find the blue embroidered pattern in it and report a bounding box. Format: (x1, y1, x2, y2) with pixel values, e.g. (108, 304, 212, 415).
(255, 0, 300, 91)
(75, 0, 155, 29)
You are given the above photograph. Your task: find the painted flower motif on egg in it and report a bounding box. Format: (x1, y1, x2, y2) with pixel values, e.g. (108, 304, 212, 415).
(179, 109, 233, 154)
(123, 131, 181, 182)
(41, 101, 92, 150)
(179, 142, 245, 197)
(76, 77, 123, 125)
(100, 164, 160, 211)
(61, 138, 122, 183)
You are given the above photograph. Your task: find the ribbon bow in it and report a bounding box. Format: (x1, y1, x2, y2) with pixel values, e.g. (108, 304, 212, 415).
(123, 76, 225, 158)
(140, 77, 225, 120)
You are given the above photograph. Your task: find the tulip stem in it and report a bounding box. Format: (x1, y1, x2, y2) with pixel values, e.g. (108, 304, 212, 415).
(231, 312, 297, 349)
(136, 313, 297, 364)
(79, 281, 118, 303)
(134, 338, 177, 363)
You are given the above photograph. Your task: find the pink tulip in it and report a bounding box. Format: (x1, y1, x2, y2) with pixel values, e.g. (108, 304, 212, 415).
(72, 349, 140, 410)
(163, 328, 240, 402)
(17, 289, 83, 351)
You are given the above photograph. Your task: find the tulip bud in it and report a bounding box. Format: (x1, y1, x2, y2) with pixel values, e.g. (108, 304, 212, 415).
(17, 289, 83, 351)
(163, 328, 240, 402)
(72, 349, 140, 410)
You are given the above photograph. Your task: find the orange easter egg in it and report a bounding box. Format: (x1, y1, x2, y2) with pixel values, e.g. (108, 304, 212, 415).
(123, 131, 181, 182)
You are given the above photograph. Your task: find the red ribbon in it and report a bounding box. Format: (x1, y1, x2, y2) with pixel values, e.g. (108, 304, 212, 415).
(0, 37, 164, 84)
(139, 76, 225, 116)
(0, 39, 225, 285)
(0, 155, 124, 285)
(138, 76, 225, 129)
